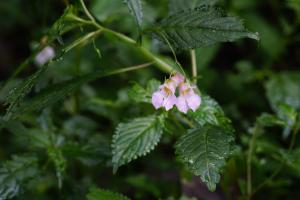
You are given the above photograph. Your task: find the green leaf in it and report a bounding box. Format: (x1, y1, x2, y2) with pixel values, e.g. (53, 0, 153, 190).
(6, 63, 151, 119)
(176, 125, 233, 191)
(128, 79, 161, 103)
(4, 64, 48, 120)
(124, 0, 143, 28)
(257, 113, 287, 127)
(112, 115, 164, 173)
(287, 0, 300, 20)
(151, 6, 259, 50)
(91, 0, 128, 22)
(87, 187, 131, 200)
(265, 72, 300, 112)
(48, 147, 66, 189)
(0, 155, 39, 199)
(265, 72, 300, 137)
(49, 5, 80, 38)
(169, 0, 219, 14)
(189, 95, 234, 133)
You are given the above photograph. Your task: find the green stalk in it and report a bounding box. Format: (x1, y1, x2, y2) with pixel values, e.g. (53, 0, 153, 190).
(79, 0, 174, 73)
(190, 49, 197, 83)
(246, 124, 260, 200)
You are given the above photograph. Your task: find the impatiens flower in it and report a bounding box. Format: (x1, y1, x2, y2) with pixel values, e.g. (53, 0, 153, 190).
(171, 73, 185, 85)
(151, 73, 201, 113)
(152, 83, 177, 111)
(176, 82, 201, 113)
(35, 46, 55, 66)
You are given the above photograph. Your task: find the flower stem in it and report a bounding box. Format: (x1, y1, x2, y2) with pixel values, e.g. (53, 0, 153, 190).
(190, 49, 197, 83)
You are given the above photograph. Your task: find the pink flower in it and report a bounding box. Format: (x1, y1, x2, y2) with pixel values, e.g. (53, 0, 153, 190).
(35, 46, 55, 66)
(151, 73, 201, 113)
(171, 73, 185, 85)
(175, 83, 201, 113)
(152, 84, 177, 111)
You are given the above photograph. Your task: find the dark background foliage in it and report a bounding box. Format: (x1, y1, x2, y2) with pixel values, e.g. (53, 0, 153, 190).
(0, 0, 300, 199)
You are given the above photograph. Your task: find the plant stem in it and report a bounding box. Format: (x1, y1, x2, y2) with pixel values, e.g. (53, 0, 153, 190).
(79, 0, 96, 23)
(246, 124, 260, 200)
(79, 0, 174, 73)
(252, 121, 300, 195)
(190, 49, 197, 83)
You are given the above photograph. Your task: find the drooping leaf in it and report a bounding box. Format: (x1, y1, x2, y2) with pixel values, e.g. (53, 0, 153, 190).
(4, 64, 49, 120)
(112, 115, 164, 173)
(0, 155, 39, 199)
(151, 6, 259, 50)
(6, 63, 152, 119)
(169, 0, 219, 14)
(176, 125, 233, 191)
(124, 0, 143, 28)
(189, 95, 234, 133)
(87, 187, 131, 200)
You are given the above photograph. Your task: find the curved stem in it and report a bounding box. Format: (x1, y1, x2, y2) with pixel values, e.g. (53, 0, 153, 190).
(79, 0, 96, 23)
(79, 0, 174, 73)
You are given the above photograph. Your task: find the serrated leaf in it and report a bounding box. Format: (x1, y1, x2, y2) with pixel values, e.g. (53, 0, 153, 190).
(0, 155, 39, 199)
(87, 187, 131, 200)
(112, 115, 164, 173)
(151, 6, 259, 50)
(124, 0, 143, 28)
(4, 64, 48, 120)
(189, 95, 233, 133)
(176, 125, 233, 191)
(169, 0, 219, 14)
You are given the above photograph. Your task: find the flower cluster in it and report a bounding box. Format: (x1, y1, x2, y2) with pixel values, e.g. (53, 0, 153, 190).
(152, 73, 201, 113)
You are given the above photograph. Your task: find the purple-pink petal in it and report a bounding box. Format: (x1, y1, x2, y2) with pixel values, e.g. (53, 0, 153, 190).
(152, 91, 164, 109)
(163, 94, 177, 111)
(176, 96, 189, 113)
(171, 73, 185, 85)
(187, 93, 201, 111)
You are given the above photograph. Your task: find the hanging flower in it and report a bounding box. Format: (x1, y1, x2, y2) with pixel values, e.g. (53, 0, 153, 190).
(152, 80, 177, 111)
(176, 82, 201, 113)
(151, 73, 201, 113)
